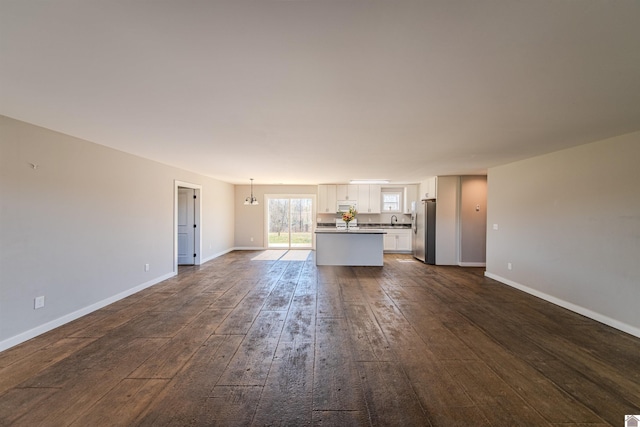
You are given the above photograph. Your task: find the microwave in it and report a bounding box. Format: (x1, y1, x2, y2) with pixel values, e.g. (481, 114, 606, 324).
(337, 200, 357, 212)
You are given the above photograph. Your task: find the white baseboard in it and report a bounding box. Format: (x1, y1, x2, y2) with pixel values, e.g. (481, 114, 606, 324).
(458, 262, 486, 267)
(484, 271, 640, 339)
(0, 272, 176, 353)
(234, 246, 267, 250)
(200, 248, 234, 264)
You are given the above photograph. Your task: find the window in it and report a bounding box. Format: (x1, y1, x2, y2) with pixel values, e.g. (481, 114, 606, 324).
(266, 196, 314, 249)
(381, 190, 402, 212)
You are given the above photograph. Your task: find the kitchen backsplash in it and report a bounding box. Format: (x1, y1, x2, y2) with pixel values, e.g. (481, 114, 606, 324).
(317, 212, 411, 224)
(317, 222, 411, 228)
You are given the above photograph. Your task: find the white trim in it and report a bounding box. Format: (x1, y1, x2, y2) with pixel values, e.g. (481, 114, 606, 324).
(263, 193, 317, 250)
(174, 180, 202, 273)
(0, 272, 175, 352)
(458, 262, 486, 267)
(484, 271, 640, 339)
(200, 248, 235, 264)
(234, 246, 267, 250)
(380, 189, 403, 213)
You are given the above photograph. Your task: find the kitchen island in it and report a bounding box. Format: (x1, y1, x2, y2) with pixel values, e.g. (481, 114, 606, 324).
(315, 228, 386, 266)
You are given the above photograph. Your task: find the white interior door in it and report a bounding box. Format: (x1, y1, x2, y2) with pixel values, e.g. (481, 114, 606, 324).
(178, 187, 195, 265)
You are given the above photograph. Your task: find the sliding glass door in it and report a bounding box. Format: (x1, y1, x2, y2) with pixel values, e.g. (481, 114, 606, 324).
(267, 196, 314, 249)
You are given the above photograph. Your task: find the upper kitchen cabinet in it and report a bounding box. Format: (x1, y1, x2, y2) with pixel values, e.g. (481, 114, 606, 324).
(357, 184, 381, 214)
(318, 184, 337, 213)
(336, 184, 358, 201)
(404, 184, 418, 213)
(422, 177, 437, 199)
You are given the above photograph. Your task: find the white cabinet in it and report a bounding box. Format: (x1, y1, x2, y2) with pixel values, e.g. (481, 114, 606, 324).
(368, 184, 381, 213)
(357, 184, 381, 214)
(336, 184, 358, 201)
(318, 185, 337, 213)
(424, 177, 437, 200)
(404, 184, 418, 214)
(397, 230, 412, 251)
(383, 229, 412, 253)
(383, 233, 396, 251)
(319, 183, 387, 214)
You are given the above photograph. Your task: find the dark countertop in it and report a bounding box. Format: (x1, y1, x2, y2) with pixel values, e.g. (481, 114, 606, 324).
(317, 223, 411, 229)
(315, 228, 386, 234)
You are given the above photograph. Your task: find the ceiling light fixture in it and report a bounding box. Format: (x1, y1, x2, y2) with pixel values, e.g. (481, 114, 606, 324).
(244, 178, 259, 205)
(349, 179, 390, 185)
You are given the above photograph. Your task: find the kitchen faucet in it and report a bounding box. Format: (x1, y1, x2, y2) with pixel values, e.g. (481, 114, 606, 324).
(390, 215, 398, 225)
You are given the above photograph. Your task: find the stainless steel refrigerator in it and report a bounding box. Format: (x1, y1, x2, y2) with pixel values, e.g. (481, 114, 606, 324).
(412, 199, 436, 264)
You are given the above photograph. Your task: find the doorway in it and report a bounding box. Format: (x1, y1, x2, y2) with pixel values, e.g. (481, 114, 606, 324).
(265, 195, 314, 249)
(177, 187, 196, 265)
(174, 180, 201, 272)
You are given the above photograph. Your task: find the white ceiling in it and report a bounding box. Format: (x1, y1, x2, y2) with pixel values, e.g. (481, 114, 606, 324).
(2, 1, 639, 185)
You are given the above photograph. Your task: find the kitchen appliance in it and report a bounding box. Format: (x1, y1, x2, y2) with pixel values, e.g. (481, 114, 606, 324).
(337, 200, 357, 212)
(412, 199, 436, 264)
(336, 218, 357, 230)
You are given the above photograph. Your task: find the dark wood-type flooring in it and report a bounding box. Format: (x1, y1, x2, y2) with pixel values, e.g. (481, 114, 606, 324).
(1, 251, 639, 426)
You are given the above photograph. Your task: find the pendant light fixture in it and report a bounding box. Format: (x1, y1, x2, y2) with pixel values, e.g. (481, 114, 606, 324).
(244, 178, 259, 205)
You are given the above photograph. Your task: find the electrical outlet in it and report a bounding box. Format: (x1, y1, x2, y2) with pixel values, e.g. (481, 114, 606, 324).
(250, 237, 254, 242)
(493, 224, 499, 230)
(507, 262, 512, 270)
(144, 263, 150, 272)
(34, 296, 45, 309)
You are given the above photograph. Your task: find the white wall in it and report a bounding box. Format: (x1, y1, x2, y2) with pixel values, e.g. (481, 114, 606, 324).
(460, 176, 487, 266)
(486, 131, 640, 337)
(0, 116, 235, 350)
(435, 176, 460, 265)
(234, 184, 318, 249)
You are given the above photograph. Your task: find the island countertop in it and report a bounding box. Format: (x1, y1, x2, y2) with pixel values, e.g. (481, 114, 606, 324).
(315, 228, 386, 234)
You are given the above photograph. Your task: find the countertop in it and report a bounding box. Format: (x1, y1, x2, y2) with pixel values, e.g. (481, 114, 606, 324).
(317, 223, 410, 230)
(315, 228, 386, 234)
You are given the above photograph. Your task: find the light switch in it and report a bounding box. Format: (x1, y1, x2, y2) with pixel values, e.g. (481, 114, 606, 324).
(493, 224, 498, 230)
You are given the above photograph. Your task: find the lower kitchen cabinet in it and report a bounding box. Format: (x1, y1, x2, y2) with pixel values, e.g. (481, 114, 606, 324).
(383, 229, 412, 253)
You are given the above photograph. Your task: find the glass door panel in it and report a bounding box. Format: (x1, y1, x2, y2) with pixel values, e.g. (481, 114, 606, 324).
(267, 197, 313, 249)
(290, 198, 312, 248)
(268, 198, 290, 248)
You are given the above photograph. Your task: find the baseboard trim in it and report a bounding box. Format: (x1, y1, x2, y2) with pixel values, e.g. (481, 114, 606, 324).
(234, 246, 267, 250)
(458, 262, 486, 267)
(0, 272, 176, 353)
(484, 271, 640, 339)
(200, 248, 234, 264)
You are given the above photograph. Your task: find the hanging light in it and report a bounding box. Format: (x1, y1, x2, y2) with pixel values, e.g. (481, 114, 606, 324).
(244, 178, 259, 205)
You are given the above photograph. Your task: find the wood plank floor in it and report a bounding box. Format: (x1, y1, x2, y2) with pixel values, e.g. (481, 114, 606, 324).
(1, 251, 639, 426)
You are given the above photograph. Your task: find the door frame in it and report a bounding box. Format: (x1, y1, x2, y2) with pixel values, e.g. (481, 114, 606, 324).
(264, 193, 317, 250)
(174, 180, 202, 272)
